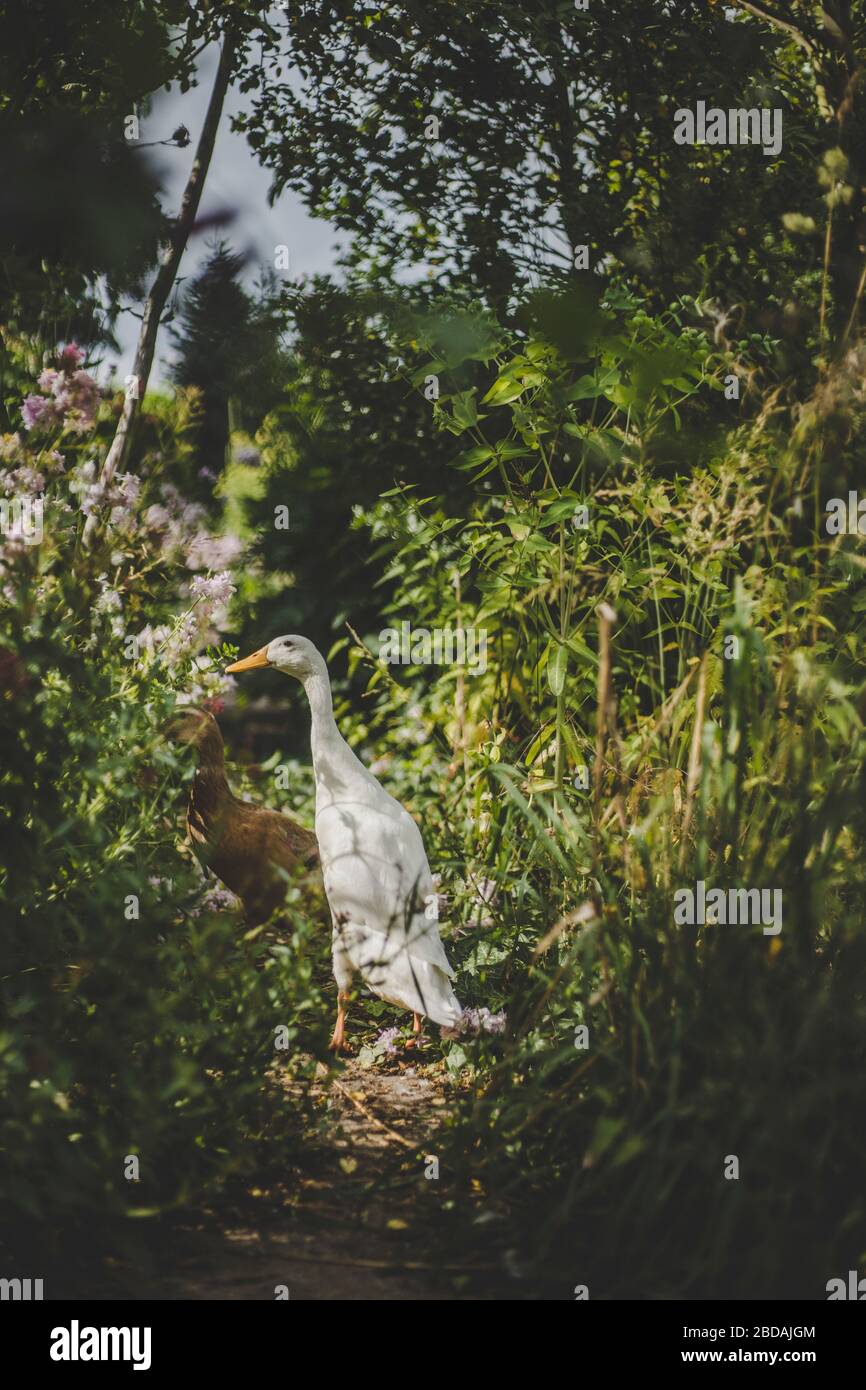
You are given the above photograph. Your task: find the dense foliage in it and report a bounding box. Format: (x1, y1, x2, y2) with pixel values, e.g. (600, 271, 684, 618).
(0, 340, 329, 1256)
(2, 1, 866, 1300)
(341, 291, 866, 1297)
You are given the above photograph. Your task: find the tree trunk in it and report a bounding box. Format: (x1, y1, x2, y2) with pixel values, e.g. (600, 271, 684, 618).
(83, 31, 237, 547)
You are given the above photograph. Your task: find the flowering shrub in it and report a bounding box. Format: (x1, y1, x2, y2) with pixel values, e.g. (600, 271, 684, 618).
(21, 342, 99, 433)
(0, 342, 328, 1243)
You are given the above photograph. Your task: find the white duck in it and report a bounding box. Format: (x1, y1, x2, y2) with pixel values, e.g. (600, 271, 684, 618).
(226, 634, 462, 1050)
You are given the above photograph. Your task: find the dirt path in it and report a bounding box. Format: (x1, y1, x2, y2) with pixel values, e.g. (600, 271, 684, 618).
(69, 1052, 503, 1302)
(154, 1058, 461, 1300)
(16, 1046, 518, 1301)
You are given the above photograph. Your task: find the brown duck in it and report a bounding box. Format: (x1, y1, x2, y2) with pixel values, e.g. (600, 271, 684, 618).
(164, 707, 320, 925)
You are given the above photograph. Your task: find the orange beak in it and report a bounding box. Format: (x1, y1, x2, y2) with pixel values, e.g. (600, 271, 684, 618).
(225, 644, 271, 673)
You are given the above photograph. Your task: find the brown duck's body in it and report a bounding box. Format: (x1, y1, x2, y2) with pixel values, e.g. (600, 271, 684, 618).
(167, 708, 320, 925)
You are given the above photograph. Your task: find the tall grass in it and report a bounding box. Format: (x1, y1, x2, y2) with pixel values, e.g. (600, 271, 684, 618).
(345, 301, 866, 1297)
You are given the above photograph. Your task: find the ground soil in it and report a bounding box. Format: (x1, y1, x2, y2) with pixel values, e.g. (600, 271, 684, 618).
(25, 1051, 515, 1302)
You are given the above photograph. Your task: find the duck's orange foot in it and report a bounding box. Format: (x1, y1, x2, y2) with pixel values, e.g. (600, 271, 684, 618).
(328, 1034, 352, 1055)
(404, 1016, 427, 1049)
(329, 992, 351, 1053)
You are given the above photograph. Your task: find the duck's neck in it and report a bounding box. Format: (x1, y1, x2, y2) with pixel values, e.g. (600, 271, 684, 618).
(193, 761, 230, 801)
(189, 753, 231, 842)
(303, 668, 350, 783)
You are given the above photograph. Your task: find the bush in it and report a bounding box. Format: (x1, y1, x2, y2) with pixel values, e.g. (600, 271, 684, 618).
(0, 341, 328, 1255)
(337, 290, 866, 1297)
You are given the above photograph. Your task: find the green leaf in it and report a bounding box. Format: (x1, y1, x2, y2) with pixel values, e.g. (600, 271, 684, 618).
(453, 445, 495, 471)
(566, 369, 620, 401)
(482, 375, 526, 406)
(451, 388, 479, 429)
(547, 642, 568, 696)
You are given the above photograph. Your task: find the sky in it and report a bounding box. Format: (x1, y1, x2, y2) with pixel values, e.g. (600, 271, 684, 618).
(110, 41, 346, 388)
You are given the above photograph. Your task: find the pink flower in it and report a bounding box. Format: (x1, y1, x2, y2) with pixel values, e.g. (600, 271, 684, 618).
(190, 571, 235, 606)
(4, 467, 45, 494)
(441, 1007, 507, 1040)
(375, 1026, 401, 1055)
(135, 624, 171, 658)
(144, 503, 171, 530)
(58, 343, 85, 368)
(63, 370, 99, 431)
(186, 531, 244, 571)
(164, 612, 200, 662)
(21, 394, 55, 431)
(71, 368, 97, 396)
(76, 482, 106, 517)
(194, 885, 241, 915)
(176, 669, 237, 710)
(22, 351, 99, 434)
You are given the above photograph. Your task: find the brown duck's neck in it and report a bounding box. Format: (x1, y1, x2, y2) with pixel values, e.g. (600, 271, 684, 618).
(190, 762, 232, 818)
(188, 765, 233, 861)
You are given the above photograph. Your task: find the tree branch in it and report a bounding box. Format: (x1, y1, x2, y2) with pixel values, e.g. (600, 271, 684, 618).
(730, 0, 819, 58)
(83, 28, 237, 547)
